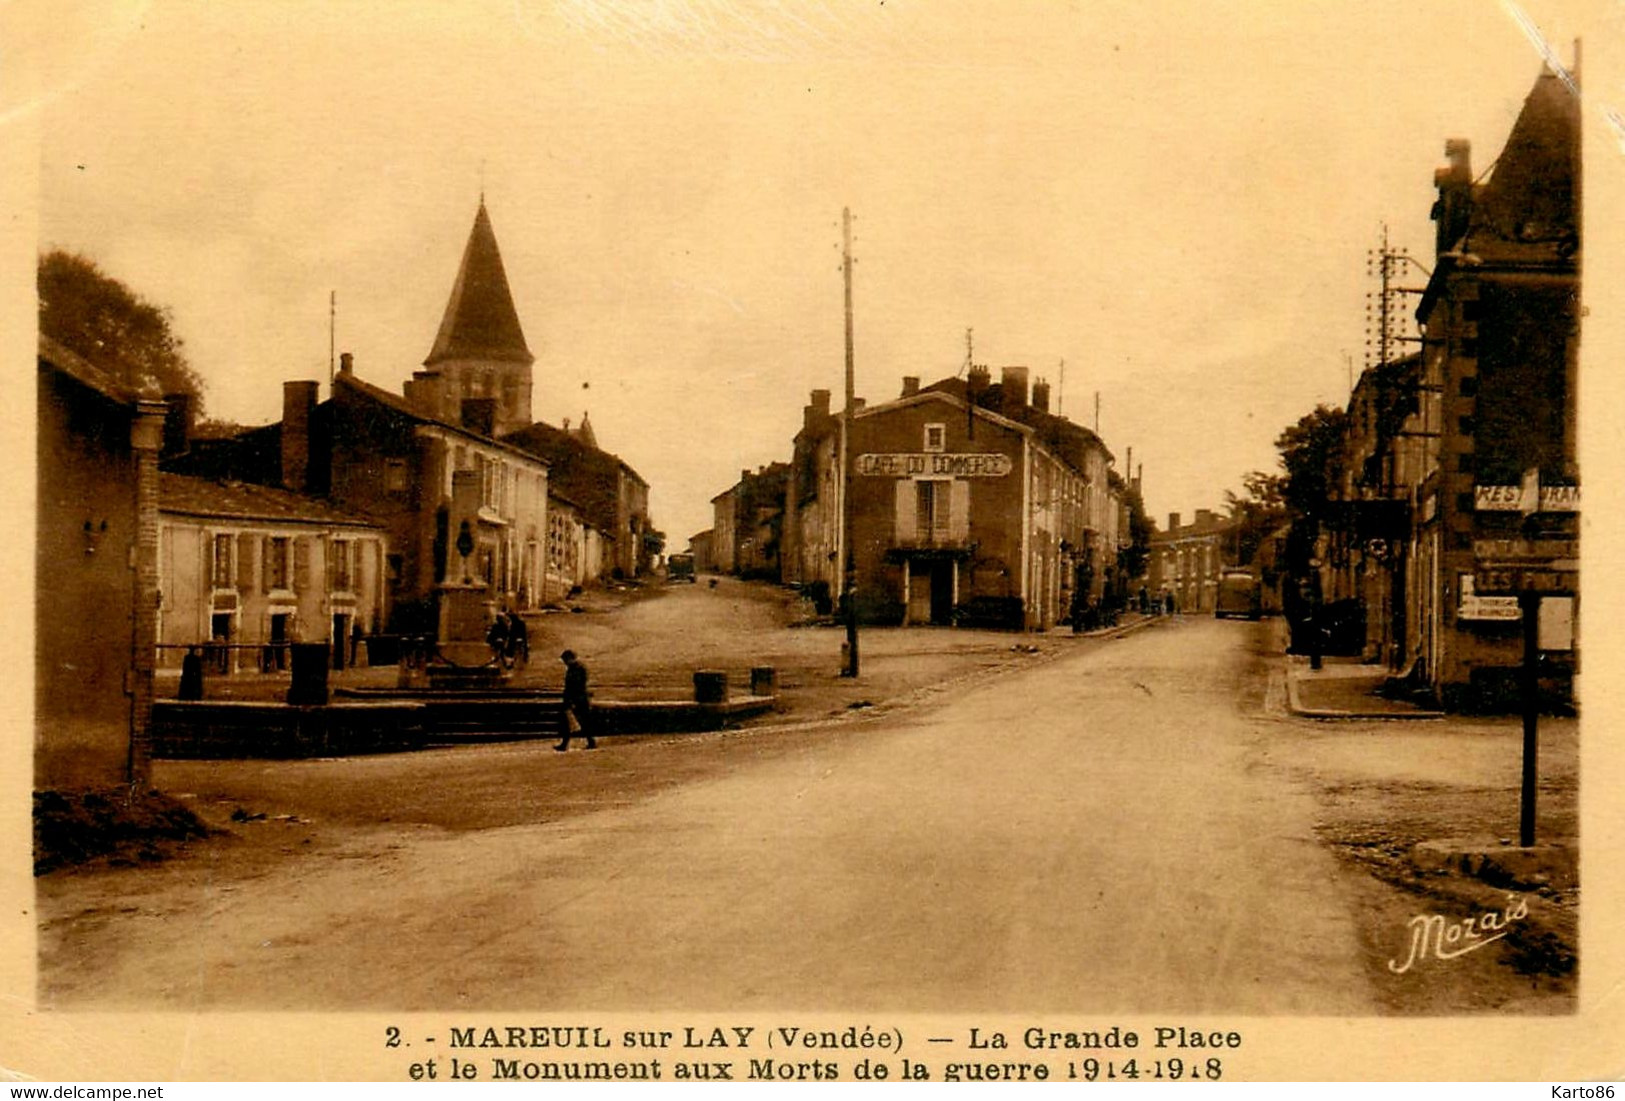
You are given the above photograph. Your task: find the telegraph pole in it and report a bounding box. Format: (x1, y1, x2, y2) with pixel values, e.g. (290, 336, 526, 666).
(841, 207, 860, 677)
(328, 290, 336, 388)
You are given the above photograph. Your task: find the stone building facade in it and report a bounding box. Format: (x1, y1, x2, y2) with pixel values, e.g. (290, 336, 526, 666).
(775, 367, 1118, 630)
(36, 337, 166, 789)
(156, 473, 387, 672)
(1407, 65, 1580, 707)
(1148, 509, 1241, 614)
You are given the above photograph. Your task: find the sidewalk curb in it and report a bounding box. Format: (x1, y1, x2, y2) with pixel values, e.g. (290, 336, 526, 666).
(1070, 614, 1166, 641)
(1284, 662, 1446, 721)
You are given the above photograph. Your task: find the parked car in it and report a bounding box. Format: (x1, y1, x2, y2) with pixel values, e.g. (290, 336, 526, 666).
(1215, 569, 1262, 619)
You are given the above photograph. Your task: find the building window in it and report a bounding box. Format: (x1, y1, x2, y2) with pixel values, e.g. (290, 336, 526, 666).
(266, 536, 290, 590)
(387, 554, 404, 588)
(385, 458, 408, 493)
(1460, 374, 1478, 397)
(331, 539, 353, 591)
(211, 534, 233, 589)
(924, 423, 946, 453)
(916, 480, 950, 543)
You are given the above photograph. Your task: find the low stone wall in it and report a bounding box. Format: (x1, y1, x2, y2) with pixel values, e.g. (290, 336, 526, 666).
(594, 696, 777, 735)
(154, 689, 778, 755)
(153, 700, 426, 759)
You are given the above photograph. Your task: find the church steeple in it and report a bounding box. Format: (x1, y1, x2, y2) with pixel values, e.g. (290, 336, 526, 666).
(409, 200, 535, 437)
(425, 201, 534, 369)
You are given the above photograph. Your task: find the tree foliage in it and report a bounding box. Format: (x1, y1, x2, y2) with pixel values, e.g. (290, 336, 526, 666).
(1276, 405, 1348, 519)
(1224, 470, 1287, 569)
(1115, 476, 1153, 580)
(1274, 404, 1348, 574)
(38, 250, 205, 408)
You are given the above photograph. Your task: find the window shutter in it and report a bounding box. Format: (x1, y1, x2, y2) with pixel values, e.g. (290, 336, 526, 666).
(894, 480, 916, 544)
(234, 533, 253, 592)
(949, 480, 971, 541)
(294, 536, 312, 593)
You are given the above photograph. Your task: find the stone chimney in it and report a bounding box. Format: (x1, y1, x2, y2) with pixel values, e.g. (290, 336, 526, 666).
(1000, 366, 1030, 415)
(1196, 508, 1217, 527)
(339, 351, 354, 376)
(161, 392, 192, 460)
(1432, 138, 1473, 257)
(901, 376, 920, 398)
(461, 397, 497, 437)
(804, 389, 832, 432)
(1031, 378, 1051, 413)
(281, 380, 319, 492)
(1168, 512, 1181, 534)
(402, 377, 430, 416)
(967, 365, 991, 401)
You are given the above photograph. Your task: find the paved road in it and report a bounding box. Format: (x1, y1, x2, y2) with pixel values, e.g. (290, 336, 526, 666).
(43, 617, 1375, 1012)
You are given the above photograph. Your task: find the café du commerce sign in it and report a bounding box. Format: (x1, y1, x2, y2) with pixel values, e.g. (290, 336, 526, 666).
(857, 453, 1013, 477)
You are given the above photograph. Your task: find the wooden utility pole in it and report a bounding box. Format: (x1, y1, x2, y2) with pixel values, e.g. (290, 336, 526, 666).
(841, 207, 860, 677)
(328, 291, 336, 388)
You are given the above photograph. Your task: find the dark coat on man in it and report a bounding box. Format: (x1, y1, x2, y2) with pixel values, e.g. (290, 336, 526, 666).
(557, 652, 596, 750)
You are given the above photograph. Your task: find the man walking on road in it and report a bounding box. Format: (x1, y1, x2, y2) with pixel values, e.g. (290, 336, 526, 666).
(556, 649, 597, 751)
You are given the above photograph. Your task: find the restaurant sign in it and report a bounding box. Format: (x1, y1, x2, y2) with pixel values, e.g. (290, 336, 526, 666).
(1473, 483, 1580, 512)
(857, 452, 1012, 477)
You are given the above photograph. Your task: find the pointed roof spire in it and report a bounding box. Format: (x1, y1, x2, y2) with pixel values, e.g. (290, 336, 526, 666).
(424, 201, 534, 368)
(1469, 66, 1579, 259)
(573, 410, 598, 450)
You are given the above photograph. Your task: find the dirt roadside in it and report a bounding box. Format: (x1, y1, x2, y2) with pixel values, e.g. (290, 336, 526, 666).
(1249, 624, 1578, 1013)
(39, 582, 1162, 960)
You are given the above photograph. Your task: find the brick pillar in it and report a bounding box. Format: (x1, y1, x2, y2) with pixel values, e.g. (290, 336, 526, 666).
(128, 398, 167, 788)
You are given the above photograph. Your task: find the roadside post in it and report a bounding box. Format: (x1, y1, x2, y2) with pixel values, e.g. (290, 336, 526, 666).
(1471, 470, 1579, 847)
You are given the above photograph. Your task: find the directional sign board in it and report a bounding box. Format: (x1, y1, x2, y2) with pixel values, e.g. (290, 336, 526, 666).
(1473, 539, 1579, 560)
(1472, 537, 1579, 596)
(1473, 564, 1578, 596)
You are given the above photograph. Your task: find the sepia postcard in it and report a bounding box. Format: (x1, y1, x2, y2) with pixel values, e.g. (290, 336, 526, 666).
(3, 0, 1624, 1084)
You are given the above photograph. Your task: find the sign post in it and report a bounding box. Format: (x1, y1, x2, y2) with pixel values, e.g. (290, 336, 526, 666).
(1471, 560, 1576, 848)
(1472, 469, 1579, 848)
(1518, 592, 1540, 848)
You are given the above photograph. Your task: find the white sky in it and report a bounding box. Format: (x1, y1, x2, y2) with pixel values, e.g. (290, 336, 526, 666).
(19, 0, 1601, 544)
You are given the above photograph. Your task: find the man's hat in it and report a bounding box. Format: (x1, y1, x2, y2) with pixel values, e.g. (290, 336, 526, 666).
(561, 650, 576, 661)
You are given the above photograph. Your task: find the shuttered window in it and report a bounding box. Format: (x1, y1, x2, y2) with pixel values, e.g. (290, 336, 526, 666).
(265, 536, 290, 590)
(894, 480, 916, 543)
(237, 533, 256, 591)
(210, 534, 232, 589)
(293, 536, 312, 592)
(949, 480, 970, 541)
(916, 480, 951, 543)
